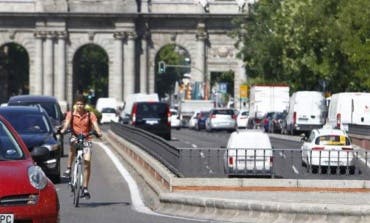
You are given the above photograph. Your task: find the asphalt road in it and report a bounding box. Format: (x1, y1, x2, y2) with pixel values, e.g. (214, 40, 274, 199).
(56, 126, 370, 222)
(170, 128, 370, 179)
(56, 131, 210, 223)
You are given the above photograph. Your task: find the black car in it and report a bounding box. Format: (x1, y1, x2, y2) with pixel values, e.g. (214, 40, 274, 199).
(130, 102, 171, 140)
(8, 95, 65, 155)
(268, 112, 287, 134)
(0, 106, 62, 183)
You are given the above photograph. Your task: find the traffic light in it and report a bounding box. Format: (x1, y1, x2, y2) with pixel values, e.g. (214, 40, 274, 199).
(158, 61, 166, 74)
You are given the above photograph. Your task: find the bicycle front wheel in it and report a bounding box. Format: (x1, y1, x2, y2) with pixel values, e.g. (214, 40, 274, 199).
(73, 162, 82, 207)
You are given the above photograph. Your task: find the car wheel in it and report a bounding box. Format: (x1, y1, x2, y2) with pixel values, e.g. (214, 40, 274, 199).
(164, 133, 171, 140)
(51, 174, 61, 184)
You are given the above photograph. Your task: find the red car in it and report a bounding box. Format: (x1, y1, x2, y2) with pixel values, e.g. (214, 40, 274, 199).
(0, 115, 59, 223)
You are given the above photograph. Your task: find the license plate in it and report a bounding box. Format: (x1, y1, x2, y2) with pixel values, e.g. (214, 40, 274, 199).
(0, 214, 14, 223)
(146, 120, 158, 125)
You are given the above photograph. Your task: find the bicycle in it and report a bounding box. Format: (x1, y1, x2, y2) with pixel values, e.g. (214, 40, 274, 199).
(68, 130, 98, 207)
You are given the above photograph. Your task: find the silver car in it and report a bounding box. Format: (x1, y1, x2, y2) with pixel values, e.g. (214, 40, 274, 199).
(205, 108, 237, 132)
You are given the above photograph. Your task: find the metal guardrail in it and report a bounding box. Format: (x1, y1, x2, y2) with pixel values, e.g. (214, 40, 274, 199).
(110, 123, 370, 179)
(110, 123, 183, 177)
(349, 124, 370, 136)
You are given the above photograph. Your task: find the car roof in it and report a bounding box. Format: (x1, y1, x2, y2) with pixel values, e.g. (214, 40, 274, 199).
(314, 127, 348, 136)
(8, 95, 58, 103)
(227, 130, 272, 148)
(0, 105, 46, 114)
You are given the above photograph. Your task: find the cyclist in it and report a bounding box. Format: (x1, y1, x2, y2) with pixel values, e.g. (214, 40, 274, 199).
(59, 94, 102, 199)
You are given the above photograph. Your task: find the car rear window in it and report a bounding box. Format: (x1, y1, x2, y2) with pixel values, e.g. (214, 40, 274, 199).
(136, 103, 168, 118)
(315, 135, 351, 146)
(213, 110, 234, 115)
(102, 108, 116, 113)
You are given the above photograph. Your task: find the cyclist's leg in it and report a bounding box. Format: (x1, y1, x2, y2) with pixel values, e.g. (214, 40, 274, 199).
(83, 149, 91, 187)
(82, 146, 92, 198)
(64, 141, 76, 177)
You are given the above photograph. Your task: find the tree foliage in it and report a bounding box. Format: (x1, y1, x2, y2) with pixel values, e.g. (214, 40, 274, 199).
(233, 0, 369, 93)
(155, 44, 190, 99)
(74, 44, 108, 103)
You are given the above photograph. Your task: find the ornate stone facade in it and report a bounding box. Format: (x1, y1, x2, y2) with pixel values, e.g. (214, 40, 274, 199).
(0, 0, 247, 107)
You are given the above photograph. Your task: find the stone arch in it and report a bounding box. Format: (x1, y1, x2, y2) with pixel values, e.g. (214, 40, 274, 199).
(66, 33, 115, 104)
(71, 43, 109, 105)
(0, 41, 30, 103)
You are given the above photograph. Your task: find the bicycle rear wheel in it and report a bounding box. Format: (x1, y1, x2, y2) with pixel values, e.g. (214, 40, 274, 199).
(73, 162, 82, 207)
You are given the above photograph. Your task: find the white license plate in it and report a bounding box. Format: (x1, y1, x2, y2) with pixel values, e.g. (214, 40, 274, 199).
(146, 120, 158, 125)
(0, 214, 14, 223)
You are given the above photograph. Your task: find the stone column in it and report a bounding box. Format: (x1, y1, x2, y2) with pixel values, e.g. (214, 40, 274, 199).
(56, 32, 66, 101)
(33, 31, 44, 95)
(43, 32, 55, 96)
(123, 32, 136, 101)
(196, 23, 208, 99)
(140, 33, 149, 93)
(113, 32, 125, 101)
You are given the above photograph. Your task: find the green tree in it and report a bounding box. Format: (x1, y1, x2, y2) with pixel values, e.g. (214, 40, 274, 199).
(74, 44, 108, 104)
(155, 44, 190, 99)
(234, 0, 370, 93)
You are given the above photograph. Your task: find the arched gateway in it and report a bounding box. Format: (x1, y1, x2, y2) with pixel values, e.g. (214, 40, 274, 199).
(0, 0, 247, 108)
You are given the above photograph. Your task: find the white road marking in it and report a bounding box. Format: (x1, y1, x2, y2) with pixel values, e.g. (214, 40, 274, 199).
(96, 142, 210, 222)
(200, 151, 205, 158)
(279, 151, 286, 159)
(292, 165, 299, 174)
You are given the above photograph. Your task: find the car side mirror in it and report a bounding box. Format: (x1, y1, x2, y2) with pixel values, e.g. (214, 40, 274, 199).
(31, 146, 50, 162)
(300, 135, 307, 142)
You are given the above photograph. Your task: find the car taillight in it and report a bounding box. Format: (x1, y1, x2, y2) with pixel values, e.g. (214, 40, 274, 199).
(293, 112, 297, 125)
(270, 156, 273, 163)
(232, 115, 237, 120)
(211, 114, 216, 119)
(312, 147, 325, 151)
(228, 157, 234, 165)
(167, 108, 171, 127)
(336, 113, 341, 128)
(131, 105, 137, 125)
(342, 147, 353, 151)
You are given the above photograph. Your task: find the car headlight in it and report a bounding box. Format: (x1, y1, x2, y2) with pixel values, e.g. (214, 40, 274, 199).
(42, 144, 60, 152)
(28, 166, 48, 190)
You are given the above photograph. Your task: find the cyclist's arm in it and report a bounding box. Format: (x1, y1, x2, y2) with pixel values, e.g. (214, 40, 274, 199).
(90, 112, 103, 137)
(59, 112, 72, 134)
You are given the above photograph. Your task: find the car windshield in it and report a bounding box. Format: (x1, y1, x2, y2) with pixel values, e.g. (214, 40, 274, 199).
(315, 135, 351, 146)
(4, 113, 50, 134)
(0, 121, 24, 160)
(13, 101, 61, 121)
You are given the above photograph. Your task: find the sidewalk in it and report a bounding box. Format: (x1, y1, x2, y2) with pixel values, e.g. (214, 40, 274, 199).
(155, 190, 370, 223)
(106, 130, 370, 223)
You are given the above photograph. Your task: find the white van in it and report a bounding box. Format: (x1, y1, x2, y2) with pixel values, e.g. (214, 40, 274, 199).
(328, 92, 370, 131)
(286, 91, 326, 135)
(95, 97, 119, 113)
(224, 130, 273, 177)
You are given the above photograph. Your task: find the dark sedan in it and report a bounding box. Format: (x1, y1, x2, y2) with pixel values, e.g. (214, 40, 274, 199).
(195, 111, 210, 130)
(0, 106, 61, 183)
(8, 95, 65, 155)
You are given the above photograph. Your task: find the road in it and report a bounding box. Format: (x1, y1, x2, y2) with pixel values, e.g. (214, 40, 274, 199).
(56, 133, 209, 223)
(169, 128, 370, 179)
(56, 126, 370, 222)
